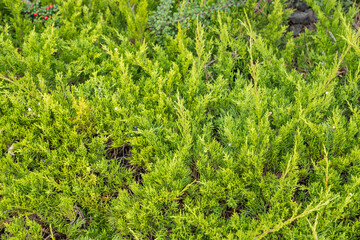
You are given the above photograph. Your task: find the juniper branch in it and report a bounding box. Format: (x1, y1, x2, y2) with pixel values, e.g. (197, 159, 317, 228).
(254, 196, 339, 239)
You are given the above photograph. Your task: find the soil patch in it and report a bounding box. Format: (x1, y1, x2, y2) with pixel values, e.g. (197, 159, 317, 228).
(105, 138, 145, 183)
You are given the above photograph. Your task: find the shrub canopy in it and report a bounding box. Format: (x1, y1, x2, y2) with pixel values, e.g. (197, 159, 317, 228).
(1, 0, 360, 239)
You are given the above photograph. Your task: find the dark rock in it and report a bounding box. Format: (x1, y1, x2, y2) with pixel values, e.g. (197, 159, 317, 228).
(289, 12, 311, 25)
(306, 9, 317, 23)
(290, 24, 304, 37)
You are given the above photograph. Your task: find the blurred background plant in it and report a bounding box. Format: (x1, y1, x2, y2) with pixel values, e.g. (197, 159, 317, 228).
(22, 0, 59, 25)
(148, 0, 246, 43)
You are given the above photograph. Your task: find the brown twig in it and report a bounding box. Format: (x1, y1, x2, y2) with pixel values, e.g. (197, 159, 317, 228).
(204, 59, 217, 82)
(304, 56, 313, 68)
(254, 0, 263, 12)
(254, 0, 267, 16)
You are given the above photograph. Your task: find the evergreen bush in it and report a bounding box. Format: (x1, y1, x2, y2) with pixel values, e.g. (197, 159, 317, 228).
(1, 0, 360, 239)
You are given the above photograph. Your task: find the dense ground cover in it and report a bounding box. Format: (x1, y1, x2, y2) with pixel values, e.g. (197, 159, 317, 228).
(1, 0, 360, 239)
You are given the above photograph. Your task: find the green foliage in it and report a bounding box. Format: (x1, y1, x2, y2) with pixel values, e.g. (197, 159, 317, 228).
(148, 0, 246, 43)
(119, 0, 151, 43)
(1, 0, 360, 239)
